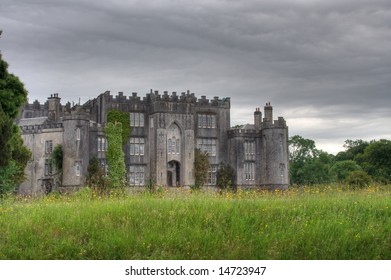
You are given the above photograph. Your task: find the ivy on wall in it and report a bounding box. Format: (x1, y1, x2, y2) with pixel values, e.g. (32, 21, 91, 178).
(104, 122, 126, 189)
(107, 110, 131, 145)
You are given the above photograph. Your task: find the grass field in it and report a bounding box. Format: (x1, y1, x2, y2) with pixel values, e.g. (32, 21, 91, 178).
(0, 185, 390, 260)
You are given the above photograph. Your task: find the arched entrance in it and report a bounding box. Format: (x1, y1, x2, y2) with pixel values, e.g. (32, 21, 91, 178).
(167, 160, 180, 187)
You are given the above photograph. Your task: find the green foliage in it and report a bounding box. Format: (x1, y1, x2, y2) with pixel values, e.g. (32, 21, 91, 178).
(87, 157, 107, 194)
(289, 135, 334, 185)
(0, 53, 28, 119)
(104, 122, 126, 189)
(355, 139, 391, 183)
(330, 160, 362, 181)
(216, 162, 235, 190)
(345, 170, 372, 189)
(335, 139, 369, 161)
(0, 160, 23, 196)
(51, 145, 63, 172)
(194, 148, 210, 188)
(107, 110, 131, 145)
(0, 49, 31, 195)
(145, 178, 155, 193)
(0, 107, 13, 167)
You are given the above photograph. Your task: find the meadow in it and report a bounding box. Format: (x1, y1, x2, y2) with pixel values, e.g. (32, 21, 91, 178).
(0, 185, 390, 260)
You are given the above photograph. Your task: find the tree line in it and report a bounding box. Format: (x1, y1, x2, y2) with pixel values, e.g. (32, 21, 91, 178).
(289, 135, 391, 187)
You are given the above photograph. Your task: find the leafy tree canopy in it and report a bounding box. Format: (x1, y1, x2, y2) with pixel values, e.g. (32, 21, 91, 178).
(0, 41, 31, 195)
(0, 52, 28, 119)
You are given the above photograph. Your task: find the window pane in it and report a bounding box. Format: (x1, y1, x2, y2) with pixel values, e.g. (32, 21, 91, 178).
(139, 113, 144, 127)
(98, 137, 102, 151)
(176, 139, 180, 154)
(130, 143, 135, 155)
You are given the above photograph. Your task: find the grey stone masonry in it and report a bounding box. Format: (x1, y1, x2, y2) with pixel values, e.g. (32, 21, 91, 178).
(17, 91, 289, 194)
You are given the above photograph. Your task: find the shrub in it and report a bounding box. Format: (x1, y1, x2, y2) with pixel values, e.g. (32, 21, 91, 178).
(194, 149, 210, 188)
(345, 170, 372, 189)
(216, 162, 235, 190)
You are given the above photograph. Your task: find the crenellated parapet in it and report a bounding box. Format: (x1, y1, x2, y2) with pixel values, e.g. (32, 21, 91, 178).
(20, 123, 63, 134)
(227, 128, 258, 138)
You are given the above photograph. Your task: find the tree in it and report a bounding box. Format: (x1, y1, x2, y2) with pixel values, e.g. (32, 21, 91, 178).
(288, 135, 336, 185)
(87, 157, 107, 194)
(335, 139, 369, 162)
(330, 160, 362, 182)
(51, 144, 63, 187)
(0, 37, 31, 195)
(216, 162, 235, 190)
(194, 148, 210, 188)
(355, 139, 391, 183)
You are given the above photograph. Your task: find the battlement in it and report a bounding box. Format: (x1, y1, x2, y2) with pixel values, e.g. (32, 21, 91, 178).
(20, 123, 63, 134)
(100, 90, 230, 108)
(227, 128, 258, 138)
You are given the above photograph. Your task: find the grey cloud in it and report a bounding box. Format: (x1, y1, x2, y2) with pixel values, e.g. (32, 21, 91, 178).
(1, 0, 391, 153)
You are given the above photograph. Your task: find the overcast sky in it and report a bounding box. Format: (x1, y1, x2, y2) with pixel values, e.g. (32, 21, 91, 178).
(1, 0, 390, 154)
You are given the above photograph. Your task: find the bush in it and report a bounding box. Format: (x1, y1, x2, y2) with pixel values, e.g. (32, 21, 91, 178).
(216, 162, 235, 191)
(345, 170, 372, 189)
(194, 149, 210, 188)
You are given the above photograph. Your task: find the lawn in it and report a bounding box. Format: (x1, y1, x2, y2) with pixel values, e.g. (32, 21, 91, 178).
(0, 185, 390, 259)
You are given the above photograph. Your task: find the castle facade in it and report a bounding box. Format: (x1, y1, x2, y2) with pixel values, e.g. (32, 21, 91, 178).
(17, 90, 289, 194)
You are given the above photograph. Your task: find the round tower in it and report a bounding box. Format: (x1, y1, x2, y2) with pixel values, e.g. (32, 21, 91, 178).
(61, 107, 90, 191)
(260, 104, 289, 190)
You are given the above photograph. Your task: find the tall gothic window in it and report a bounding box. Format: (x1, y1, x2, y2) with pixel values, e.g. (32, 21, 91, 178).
(75, 161, 81, 177)
(129, 165, 145, 186)
(208, 165, 217, 185)
(130, 112, 145, 127)
(44, 159, 53, 176)
(198, 114, 216, 128)
(244, 141, 255, 160)
(167, 123, 181, 155)
(197, 138, 216, 157)
(244, 162, 255, 181)
(76, 128, 81, 141)
(130, 138, 145, 156)
(45, 140, 53, 154)
(97, 136, 107, 152)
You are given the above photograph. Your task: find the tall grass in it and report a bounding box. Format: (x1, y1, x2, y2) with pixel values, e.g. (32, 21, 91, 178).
(0, 185, 390, 259)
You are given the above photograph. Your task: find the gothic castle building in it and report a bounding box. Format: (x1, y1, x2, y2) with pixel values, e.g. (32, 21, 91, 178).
(17, 90, 289, 194)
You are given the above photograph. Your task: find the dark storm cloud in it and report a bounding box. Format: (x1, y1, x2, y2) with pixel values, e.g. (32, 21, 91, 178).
(1, 0, 391, 153)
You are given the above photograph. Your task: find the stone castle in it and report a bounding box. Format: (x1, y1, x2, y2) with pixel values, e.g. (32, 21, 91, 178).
(17, 90, 289, 194)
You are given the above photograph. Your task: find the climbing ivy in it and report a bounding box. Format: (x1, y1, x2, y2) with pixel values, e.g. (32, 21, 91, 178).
(104, 122, 126, 189)
(107, 110, 131, 145)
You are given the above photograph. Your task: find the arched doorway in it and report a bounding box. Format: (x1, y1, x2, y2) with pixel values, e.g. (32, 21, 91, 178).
(167, 160, 180, 187)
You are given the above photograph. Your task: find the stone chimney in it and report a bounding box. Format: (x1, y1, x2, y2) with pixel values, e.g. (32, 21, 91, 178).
(47, 93, 61, 122)
(254, 107, 262, 129)
(264, 102, 273, 123)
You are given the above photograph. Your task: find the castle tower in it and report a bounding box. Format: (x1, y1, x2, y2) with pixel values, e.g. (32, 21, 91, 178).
(260, 105, 289, 190)
(61, 107, 90, 191)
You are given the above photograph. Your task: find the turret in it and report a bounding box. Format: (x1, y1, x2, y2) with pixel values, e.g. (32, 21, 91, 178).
(61, 107, 90, 191)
